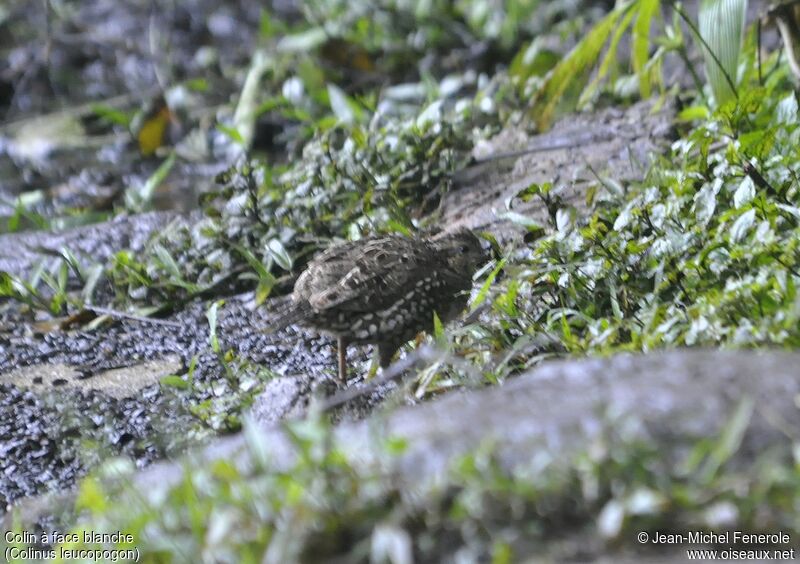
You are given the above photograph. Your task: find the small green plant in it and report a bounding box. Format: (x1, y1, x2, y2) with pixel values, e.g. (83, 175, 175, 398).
(480, 53, 799, 371)
(0, 252, 84, 315)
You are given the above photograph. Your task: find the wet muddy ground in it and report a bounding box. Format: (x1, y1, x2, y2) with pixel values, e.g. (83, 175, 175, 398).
(0, 290, 396, 508)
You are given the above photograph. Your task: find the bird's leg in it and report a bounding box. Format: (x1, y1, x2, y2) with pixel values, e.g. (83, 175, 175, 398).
(337, 337, 348, 385)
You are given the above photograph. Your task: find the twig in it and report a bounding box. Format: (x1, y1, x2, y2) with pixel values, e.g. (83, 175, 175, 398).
(318, 339, 487, 413)
(85, 305, 182, 328)
(317, 346, 441, 412)
(470, 133, 614, 166)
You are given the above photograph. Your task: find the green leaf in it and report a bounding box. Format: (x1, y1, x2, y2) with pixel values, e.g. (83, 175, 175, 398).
(777, 203, 800, 219)
(217, 124, 245, 145)
(677, 105, 711, 121)
(297, 59, 328, 105)
(255, 279, 274, 305)
(206, 300, 222, 354)
(259, 8, 274, 38)
(694, 182, 718, 224)
(327, 84, 356, 123)
(91, 104, 132, 127)
(57, 247, 84, 281)
(502, 211, 545, 232)
(472, 257, 506, 311)
(776, 92, 799, 124)
(613, 202, 636, 231)
(581, 6, 638, 105)
(233, 50, 272, 152)
(126, 152, 176, 211)
(700, 396, 754, 483)
(153, 245, 183, 281)
(75, 477, 107, 513)
(532, 1, 634, 128)
(556, 208, 572, 233)
(513, 182, 551, 201)
(729, 208, 756, 242)
(160, 375, 189, 389)
(230, 243, 272, 279)
(0, 271, 14, 296)
(510, 40, 560, 82)
(698, 0, 746, 105)
(385, 220, 413, 236)
(186, 78, 208, 92)
(559, 310, 574, 343)
(608, 277, 623, 319)
(733, 176, 755, 208)
(267, 239, 293, 271)
(432, 310, 444, 343)
(277, 27, 327, 52)
(632, 0, 660, 98)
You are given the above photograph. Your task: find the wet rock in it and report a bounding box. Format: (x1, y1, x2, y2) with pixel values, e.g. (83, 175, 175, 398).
(3, 356, 181, 399)
(444, 99, 676, 243)
(134, 349, 800, 499)
(0, 293, 362, 507)
(248, 376, 309, 423)
(11, 350, 788, 561)
(0, 211, 183, 277)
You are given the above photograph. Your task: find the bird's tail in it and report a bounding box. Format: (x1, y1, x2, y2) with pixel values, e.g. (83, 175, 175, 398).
(262, 298, 310, 334)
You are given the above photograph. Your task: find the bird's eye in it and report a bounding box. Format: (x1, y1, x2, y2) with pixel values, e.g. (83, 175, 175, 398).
(459, 245, 469, 254)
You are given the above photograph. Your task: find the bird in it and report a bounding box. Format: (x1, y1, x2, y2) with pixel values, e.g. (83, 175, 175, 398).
(271, 228, 487, 383)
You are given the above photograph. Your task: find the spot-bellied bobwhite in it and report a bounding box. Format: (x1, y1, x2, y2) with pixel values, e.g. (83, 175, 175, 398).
(273, 229, 487, 382)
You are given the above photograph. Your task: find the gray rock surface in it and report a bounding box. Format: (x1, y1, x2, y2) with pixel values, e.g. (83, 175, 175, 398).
(445, 99, 675, 243)
(63, 348, 788, 560)
(5, 349, 799, 560)
(248, 375, 312, 423)
(4, 357, 181, 399)
(0, 211, 182, 277)
(139, 349, 800, 492)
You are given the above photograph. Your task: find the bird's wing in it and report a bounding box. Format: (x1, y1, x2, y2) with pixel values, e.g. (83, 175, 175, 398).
(293, 239, 364, 296)
(307, 237, 430, 315)
(267, 240, 367, 331)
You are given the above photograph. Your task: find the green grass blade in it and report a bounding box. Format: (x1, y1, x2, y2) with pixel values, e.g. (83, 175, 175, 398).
(533, 0, 635, 129)
(633, 0, 661, 98)
(698, 0, 747, 104)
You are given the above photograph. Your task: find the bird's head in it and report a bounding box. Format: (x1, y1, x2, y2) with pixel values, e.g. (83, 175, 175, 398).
(431, 228, 489, 276)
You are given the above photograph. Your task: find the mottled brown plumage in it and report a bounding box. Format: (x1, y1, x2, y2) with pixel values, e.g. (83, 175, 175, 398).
(274, 229, 487, 382)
